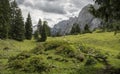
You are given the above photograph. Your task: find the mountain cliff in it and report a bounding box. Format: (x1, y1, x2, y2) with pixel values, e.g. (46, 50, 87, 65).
(51, 4, 102, 36)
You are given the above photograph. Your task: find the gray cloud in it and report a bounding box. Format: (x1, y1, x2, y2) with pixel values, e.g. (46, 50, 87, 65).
(43, 18, 53, 22)
(16, 0, 25, 4)
(35, 2, 66, 14)
(16, 0, 94, 27)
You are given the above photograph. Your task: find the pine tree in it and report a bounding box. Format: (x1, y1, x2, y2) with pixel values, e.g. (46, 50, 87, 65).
(40, 21, 47, 42)
(84, 24, 91, 33)
(71, 23, 81, 35)
(44, 21, 51, 36)
(37, 19, 42, 35)
(25, 13, 33, 40)
(10, 0, 19, 39)
(13, 9, 25, 41)
(0, 0, 10, 39)
(10, 0, 25, 41)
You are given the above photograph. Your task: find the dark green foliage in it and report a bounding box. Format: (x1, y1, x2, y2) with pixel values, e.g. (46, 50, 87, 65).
(56, 45, 75, 58)
(90, 0, 120, 32)
(85, 57, 97, 66)
(27, 56, 49, 73)
(37, 19, 42, 35)
(25, 13, 33, 40)
(8, 52, 49, 73)
(116, 52, 120, 59)
(31, 44, 45, 55)
(34, 30, 39, 41)
(40, 21, 47, 42)
(13, 9, 25, 41)
(76, 54, 85, 62)
(44, 22, 51, 36)
(0, 0, 11, 39)
(84, 24, 91, 33)
(43, 41, 66, 51)
(10, 0, 25, 41)
(71, 23, 81, 35)
(36, 19, 50, 41)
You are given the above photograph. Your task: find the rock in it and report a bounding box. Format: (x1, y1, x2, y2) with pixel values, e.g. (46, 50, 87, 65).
(51, 17, 77, 36)
(51, 4, 102, 36)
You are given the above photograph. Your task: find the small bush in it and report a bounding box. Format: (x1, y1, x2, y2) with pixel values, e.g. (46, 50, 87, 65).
(25, 56, 49, 72)
(116, 52, 120, 59)
(44, 41, 63, 51)
(79, 46, 92, 54)
(85, 57, 97, 66)
(8, 51, 31, 62)
(31, 44, 45, 54)
(8, 52, 50, 73)
(47, 56, 53, 60)
(3, 47, 10, 51)
(76, 54, 85, 62)
(56, 45, 75, 58)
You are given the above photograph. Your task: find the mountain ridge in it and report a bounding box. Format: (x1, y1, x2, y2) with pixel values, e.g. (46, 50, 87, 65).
(51, 4, 102, 36)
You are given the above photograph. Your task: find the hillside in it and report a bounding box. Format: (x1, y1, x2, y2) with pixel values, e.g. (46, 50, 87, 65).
(0, 32, 120, 74)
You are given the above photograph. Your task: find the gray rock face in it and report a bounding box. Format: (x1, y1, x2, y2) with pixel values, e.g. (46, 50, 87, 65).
(52, 4, 102, 36)
(51, 17, 77, 36)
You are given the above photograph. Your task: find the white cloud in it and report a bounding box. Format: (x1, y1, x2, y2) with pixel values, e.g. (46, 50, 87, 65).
(17, 0, 94, 27)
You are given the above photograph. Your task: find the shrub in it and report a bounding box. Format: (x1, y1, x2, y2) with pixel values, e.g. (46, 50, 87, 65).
(25, 56, 49, 72)
(8, 52, 50, 73)
(76, 54, 85, 62)
(44, 41, 63, 51)
(56, 45, 75, 58)
(8, 51, 31, 62)
(31, 44, 45, 54)
(116, 52, 120, 59)
(3, 47, 10, 51)
(85, 57, 97, 66)
(79, 46, 91, 54)
(47, 56, 53, 60)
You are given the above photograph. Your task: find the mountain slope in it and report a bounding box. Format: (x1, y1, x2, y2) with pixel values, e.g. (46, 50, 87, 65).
(52, 4, 102, 36)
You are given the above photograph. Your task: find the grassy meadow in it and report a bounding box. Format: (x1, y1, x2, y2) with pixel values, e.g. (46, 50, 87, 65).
(0, 32, 120, 74)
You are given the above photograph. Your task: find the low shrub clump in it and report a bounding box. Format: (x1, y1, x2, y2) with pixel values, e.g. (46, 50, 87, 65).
(8, 52, 50, 73)
(116, 52, 120, 59)
(55, 44, 75, 58)
(31, 44, 45, 55)
(43, 41, 67, 51)
(85, 57, 97, 66)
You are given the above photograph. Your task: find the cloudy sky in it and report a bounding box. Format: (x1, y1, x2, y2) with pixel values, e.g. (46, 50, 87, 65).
(16, 0, 94, 27)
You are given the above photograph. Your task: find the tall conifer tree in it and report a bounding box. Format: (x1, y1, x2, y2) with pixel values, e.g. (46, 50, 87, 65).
(37, 19, 42, 35)
(10, 0, 25, 41)
(0, 0, 10, 39)
(25, 13, 33, 40)
(14, 9, 25, 41)
(40, 21, 47, 42)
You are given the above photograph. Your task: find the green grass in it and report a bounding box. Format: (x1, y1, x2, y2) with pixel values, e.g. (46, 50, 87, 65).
(0, 39, 37, 73)
(0, 32, 120, 74)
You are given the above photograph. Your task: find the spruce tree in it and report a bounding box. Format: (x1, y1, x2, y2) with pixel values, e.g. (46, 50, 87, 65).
(37, 19, 42, 35)
(10, 0, 25, 41)
(0, 0, 10, 39)
(44, 21, 51, 36)
(84, 24, 91, 33)
(13, 9, 25, 41)
(25, 13, 33, 40)
(71, 24, 76, 35)
(40, 21, 47, 42)
(71, 23, 81, 35)
(10, 0, 19, 39)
